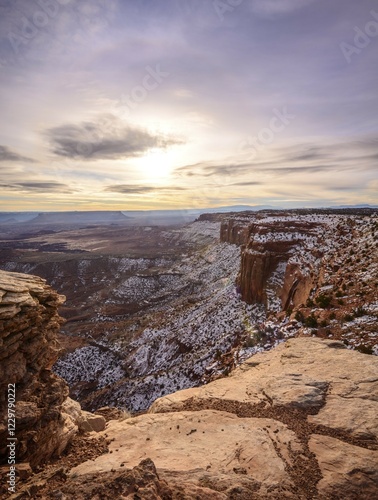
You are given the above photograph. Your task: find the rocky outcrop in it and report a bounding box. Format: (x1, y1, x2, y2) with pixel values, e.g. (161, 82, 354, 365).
(0, 270, 104, 469)
(220, 216, 252, 245)
(221, 211, 377, 325)
(67, 338, 378, 499)
(223, 211, 378, 355)
(235, 217, 322, 309)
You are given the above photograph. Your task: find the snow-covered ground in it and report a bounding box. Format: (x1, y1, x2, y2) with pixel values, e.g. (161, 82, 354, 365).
(54, 222, 266, 412)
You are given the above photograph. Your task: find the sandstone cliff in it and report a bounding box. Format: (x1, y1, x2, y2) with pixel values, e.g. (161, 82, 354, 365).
(220, 211, 377, 356)
(0, 270, 104, 471)
(233, 217, 321, 310)
(1, 270, 377, 498)
(40, 338, 377, 499)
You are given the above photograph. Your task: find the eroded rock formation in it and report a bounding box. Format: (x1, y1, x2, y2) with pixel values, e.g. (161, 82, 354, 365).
(225, 217, 323, 310)
(0, 270, 104, 469)
(221, 211, 377, 322)
(63, 338, 378, 499)
(1, 269, 377, 498)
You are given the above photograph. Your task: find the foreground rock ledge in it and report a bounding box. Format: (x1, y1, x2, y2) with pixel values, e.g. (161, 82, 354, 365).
(0, 270, 105, 470)
(69, 338, 378, 499)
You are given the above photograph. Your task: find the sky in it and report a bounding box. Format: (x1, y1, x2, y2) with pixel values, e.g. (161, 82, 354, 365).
(0, 0, 377, 211)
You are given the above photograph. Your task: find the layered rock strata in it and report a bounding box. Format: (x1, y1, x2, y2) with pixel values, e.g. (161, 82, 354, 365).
(221, 216, 324, 309)
(0, 270, 104, 469)
(221, 211, 377, 326)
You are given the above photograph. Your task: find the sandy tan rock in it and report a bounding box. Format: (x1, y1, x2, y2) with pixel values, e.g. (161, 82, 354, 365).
(1, 291, 36, 306)
(308, 395, 378, 440)
(0, 270, 71, 467)
(54, 413, 79, 456)
(66, 458, 228, 500)
(62, 397, 83, 424)
(80, 411, 106, 432)
(70, 409, 303, 496)
(150, 338, 378, 418)
(0, 304, 21, 319)
(62, 398, 106, 433)
(309, 434, 378, 498)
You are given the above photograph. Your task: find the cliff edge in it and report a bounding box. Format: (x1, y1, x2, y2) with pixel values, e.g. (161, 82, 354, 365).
(13, 338, 378, 499)
(0, 270, 105, 475)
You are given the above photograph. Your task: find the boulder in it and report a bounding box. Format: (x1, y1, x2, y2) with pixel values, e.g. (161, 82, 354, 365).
(69, 338, 378, 498)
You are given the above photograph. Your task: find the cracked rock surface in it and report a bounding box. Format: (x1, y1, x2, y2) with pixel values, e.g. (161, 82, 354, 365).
(65, 338, 378, 499)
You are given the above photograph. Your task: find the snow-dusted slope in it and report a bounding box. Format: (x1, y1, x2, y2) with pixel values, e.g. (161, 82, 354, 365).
(53, 222, 266, 412)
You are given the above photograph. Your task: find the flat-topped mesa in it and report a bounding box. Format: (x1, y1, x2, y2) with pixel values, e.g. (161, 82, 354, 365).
(0, 270, 105, 469)
(220, 214, 329, 311)
(240, 219, 322, 309)
(220, 216, 253, 246)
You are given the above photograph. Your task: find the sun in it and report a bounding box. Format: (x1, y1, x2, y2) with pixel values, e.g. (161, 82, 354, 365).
(136, 149, 177, 182)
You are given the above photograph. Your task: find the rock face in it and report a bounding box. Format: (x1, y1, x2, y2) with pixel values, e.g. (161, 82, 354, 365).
(68, 338, 378, 499)
(221, 215, 327, 309)
(221, 211, 377, 314)
(220, 210, 378, 354)
(0, 270, 103, 469)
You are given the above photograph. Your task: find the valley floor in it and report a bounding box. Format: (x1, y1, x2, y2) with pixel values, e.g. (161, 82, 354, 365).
(1, 209, 377, 414)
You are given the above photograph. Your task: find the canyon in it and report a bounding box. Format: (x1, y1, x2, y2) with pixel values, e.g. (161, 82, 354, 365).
(0, 271, 377, 498)
(0, 208, 377, 498)
(0, 208, 377, 413)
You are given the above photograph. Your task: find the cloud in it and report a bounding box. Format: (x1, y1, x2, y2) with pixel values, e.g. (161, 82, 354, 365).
(0, 145, 35, 163)
(46, 115, 183, 160)
(175, 138, 378, 179)
(175, 161, 251, 178)
(104, 184, 187, 194)
(0, 182, 71, 193)
(231, 181, 262, 186)
(250, 0, 315, 17)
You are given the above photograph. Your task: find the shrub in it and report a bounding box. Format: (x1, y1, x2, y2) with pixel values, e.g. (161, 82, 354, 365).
(306, 298, 314, 307)
(356, 345, 373, 355)
(316, 294, 332, 308)
(305, 314, 318, 328)
(354, 306, 367, 317)
(118, 410, 132, 421)
(295, 311, 304, 323)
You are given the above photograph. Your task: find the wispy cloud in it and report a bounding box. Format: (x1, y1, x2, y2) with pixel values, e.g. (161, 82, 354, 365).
(0, 181, 71, 193)
(231, 181, 262, 186)
(46, 114, 183, 160)
(174, 139, 378, 178)
(105, 184, 187, 194)
(0, 145, 35, 163)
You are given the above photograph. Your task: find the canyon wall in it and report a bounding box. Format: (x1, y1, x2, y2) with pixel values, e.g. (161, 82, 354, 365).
(0, 270, 87, 468)
(220, 210, 378, 353)
(221, 216, 322, 311)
